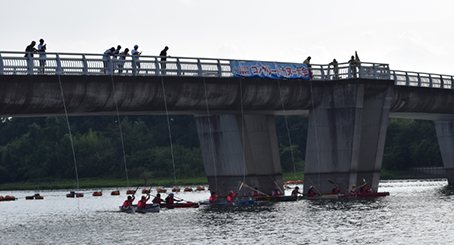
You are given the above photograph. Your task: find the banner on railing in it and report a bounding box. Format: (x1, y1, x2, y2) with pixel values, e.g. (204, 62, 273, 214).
(230, 61, 310, 80)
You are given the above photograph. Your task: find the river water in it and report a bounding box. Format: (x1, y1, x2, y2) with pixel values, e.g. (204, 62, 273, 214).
(1, 179, 453, 244)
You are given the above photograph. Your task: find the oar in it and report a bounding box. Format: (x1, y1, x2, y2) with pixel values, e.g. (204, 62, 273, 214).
(242, 183, 269, 197)
(269, 176, 284, 195)
(307, 177, 322, 196)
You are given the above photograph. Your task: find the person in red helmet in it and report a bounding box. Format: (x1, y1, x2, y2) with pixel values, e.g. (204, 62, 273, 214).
(227, 190, 237, 202)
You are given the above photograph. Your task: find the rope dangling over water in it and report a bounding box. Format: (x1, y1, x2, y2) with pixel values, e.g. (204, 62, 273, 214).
(110, 76, 130, 188)
(309, 81, 321, 187)
(239, 78, 246, 187)
(202, 77, 218, 192)
(57, 75, 80, 209)
(160, 76, 177, 187)
(277, 79, 297, 181)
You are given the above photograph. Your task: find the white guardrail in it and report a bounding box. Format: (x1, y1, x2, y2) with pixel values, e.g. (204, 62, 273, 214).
(0, 51, 452, 89)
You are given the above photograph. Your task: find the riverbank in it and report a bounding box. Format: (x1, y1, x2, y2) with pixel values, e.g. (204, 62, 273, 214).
(0, 169, 429, 191)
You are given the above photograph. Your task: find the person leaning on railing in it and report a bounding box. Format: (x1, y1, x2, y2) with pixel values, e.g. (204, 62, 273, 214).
(303, 56, 312, 79)
(24, 41, 37, 57)
(38, 39, 47, 74)
(329, 58, 338, 79)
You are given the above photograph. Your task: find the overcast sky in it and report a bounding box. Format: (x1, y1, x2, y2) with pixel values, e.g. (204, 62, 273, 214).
(2, 0, 453, 75)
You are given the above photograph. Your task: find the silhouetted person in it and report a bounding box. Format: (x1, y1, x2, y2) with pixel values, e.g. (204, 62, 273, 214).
(25, 41, 37, 57)
(159, 46, 169, 74)
(37, 39, 47, 74)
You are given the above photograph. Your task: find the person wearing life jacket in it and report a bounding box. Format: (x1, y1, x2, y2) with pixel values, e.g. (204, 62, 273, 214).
(227, 190, 237, 203)
(271, 186, 282, 196)
(137, 194, 150, 210)
(122, 195, 135, 210)
(165, 193, 175, 205)
(152, 193, 163, 204)
(291, 186, 301, 196)
(350, 184, 358, 194)
(307, 186, 316, 197)
(209, 191, 218, 203)
(250, 187, 259, 197)
(332, 185, 340, 194)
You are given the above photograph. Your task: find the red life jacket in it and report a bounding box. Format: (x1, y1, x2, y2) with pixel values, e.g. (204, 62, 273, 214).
(209, 195, 218, 203)
(291, 190, 299, 196)
(332, 188, 339, 194)
(227, 194, 236, 202)
(251, 191, 259, 197)
(307, 189, 315, 197)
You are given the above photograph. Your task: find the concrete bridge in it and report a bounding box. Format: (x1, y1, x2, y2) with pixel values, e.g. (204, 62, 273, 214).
(1, 51, 454, 196)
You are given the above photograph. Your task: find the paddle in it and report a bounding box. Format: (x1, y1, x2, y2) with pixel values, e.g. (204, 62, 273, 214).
(242, 183, 269, 197)
(307, 177, 322, 196)
(269, 176, 284, 195)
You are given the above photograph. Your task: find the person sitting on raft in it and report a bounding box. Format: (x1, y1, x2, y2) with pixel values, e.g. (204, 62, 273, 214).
(360, 184, 373, 193)
(137, 194, 150, 210)
(122, 195, 135, 210)
(209, 191, 218, 203)
(152, 193, 163, 204)
(250, 187, 259, 197)
(351, 185, 358, 194)
(332, 185, 340, 194)
(291, 186, 301, 196)
(165, 193, 175, 205)
(227, 190, 237, 203)
(271, 186, 282, 196)
(307, 186, 317, 197)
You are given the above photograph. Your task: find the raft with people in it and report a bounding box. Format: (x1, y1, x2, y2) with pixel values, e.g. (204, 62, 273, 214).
(199, 200, 255, 206)
(119, 203, 160, 213)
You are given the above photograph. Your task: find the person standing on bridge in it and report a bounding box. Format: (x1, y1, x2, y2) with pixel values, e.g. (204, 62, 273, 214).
(159, 46, 170, 75)
(131, 44, 142, 73)
(102, 47, 115, 74)
(303, 56, 312, 79)
(329, 58, 338, 79)
(37, 39, 47, 74)
(349, 51, 360, 78)
(24, 41, 37, 57)
(118, 48, 129, 74)
(112, 45, 121, 73)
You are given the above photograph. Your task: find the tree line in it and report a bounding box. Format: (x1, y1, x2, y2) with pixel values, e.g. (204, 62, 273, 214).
(0, 115, 442, 184)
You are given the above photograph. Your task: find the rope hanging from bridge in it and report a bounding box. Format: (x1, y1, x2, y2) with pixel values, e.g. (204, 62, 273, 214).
(110, 75, 130, 188)
(202, 77, 218, 192)
(57, 74, 80, 210)
(160, 75, 177, 187)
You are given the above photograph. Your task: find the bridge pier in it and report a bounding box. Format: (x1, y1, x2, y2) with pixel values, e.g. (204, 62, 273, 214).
(435, 121, 454, 184)
(195, 114, 283, 199)
(304, 82, 392, 194)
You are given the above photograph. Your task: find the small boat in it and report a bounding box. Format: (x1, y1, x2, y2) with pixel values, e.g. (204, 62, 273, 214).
(301, 194, 339, 200)
(142, 189, 151, 194)
(67, 191, 84, 198)
(338, 192, 390, 198)
(126, 190, 136, 195)
(251, 195, 298, 202)
(92, 191, 102, 196)
(184, 187, 193, 192)
(157, 188, 167, 193)
(119, 203, 160, 213)
(160, 202, 199, 209)
(199, 200, 255, 206)
(111, 190, 120, 195)
(172, 188, 180, 192)
(196, 186, 205, 191)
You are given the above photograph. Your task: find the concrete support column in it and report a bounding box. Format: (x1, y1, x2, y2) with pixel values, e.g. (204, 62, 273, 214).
(195, 114, 283, 199)
(435, 121, 454, 184)
(304, 83, 391, 194)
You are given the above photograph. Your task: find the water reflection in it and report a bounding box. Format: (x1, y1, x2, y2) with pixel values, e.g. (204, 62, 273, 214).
(2, 180, 454, 244)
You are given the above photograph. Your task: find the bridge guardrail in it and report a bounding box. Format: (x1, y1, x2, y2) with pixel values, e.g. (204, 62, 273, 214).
(0, 51, 452, 89)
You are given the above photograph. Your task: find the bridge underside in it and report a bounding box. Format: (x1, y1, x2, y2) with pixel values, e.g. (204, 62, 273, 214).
(4, 75, 454, 192)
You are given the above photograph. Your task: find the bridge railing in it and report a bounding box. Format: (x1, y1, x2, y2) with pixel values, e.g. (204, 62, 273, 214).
(1, 51, 453, 89)
(0, 51, 235, 77)
(391, 70, 454, 89)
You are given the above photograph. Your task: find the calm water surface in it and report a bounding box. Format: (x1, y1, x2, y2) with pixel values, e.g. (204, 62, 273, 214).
(1, 179, 454, 244)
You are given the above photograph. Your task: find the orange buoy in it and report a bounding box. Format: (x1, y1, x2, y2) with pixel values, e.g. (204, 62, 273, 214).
(5, 195, 15, 201)
(0, 196, 4, 201)
(66, 193, 73, 198)
(93, 191, 102, 196)
(35, 196, 44, 200)
(184, 187, 193, 192)
(157, 188, 167, 193)
(76, 193, 84, 198)
(196, 186, 205, 191)
(142, 189, 150, 194)
(111, 190, 120, 195)
(296, 180, 303, 183)
(172, 187, 180, 192)
(126, 190, 136, 195)
(26, 196, 34, 200)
